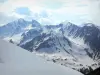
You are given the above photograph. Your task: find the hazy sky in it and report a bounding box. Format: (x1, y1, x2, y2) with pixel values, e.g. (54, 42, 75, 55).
(0, 0, 100, 26)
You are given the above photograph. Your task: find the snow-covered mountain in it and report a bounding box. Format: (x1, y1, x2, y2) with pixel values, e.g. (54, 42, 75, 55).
(0, 19, 100, 74)
(61, 22, 100, 61)
(20, 22, 100, 74)
(0, 19, 42, 44)
(0, 39, 83, 75)
(0, 19, 30, 37)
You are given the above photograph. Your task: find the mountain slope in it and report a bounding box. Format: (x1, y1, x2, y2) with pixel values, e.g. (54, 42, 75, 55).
(62, 23, 100, 61)
(86, 67, 100, 75)
(0, 39, 83, 75)
(0, 19, 30, 37)
(20, 24, 99, 74)
(1, 19, 42, 44)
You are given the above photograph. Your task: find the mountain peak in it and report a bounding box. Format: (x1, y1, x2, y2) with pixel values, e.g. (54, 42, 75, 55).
(82, 23, 96, 27)
(61, 20, 71, 24)
(15, 18, 26, 23)
(32, 20, 41, 27)
(60, 21, 75, 27)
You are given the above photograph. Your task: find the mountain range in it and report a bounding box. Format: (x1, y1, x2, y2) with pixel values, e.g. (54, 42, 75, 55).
(0, 18, 100, 75)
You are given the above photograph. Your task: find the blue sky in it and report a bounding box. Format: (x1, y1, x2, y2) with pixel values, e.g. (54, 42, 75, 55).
(0, 0, 7, 3)
(0, 0, 100, 26)
(15, 7, 31, 16)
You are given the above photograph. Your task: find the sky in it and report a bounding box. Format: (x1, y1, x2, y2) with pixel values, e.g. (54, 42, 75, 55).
(0, 0, 100, 26)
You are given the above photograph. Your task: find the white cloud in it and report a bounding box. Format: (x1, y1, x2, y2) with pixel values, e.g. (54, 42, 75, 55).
(0, 0, 100, 25)
(39, 18, 53, 25)
(0, 12, 18, 26)
(88, 0, 100, 25)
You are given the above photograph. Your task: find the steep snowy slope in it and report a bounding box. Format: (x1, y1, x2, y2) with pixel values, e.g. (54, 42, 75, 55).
(61, 22, 100, 61)
(0, 39, 83, 75)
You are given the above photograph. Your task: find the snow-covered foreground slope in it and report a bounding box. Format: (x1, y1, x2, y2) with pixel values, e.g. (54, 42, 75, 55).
(0, 39, 83, 75)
